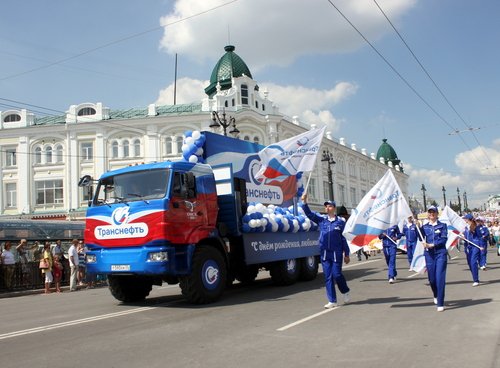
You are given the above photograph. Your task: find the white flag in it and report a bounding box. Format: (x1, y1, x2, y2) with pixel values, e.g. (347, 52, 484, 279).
(343, 169, 413, 252)
(439, 205, 467, 249)
(255, 126, 326, 179)
(410, 239, 426, 273)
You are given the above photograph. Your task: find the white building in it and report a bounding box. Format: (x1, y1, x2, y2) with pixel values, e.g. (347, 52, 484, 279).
(0, 45, 408, 219)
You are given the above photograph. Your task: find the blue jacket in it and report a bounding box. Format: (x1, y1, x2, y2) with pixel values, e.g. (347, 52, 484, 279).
(303, 204, 349, 262)
(477, 225, 490, 247)
(464, 226, 480, 247)
(403, 223, 421, 245)
(379, 225, 402, 248)
(420, 220, 448, 247)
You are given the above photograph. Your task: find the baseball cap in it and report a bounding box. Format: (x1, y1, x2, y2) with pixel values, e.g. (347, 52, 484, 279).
(476, 216, 485, 222)
(463, 213, 473, 220)
(324, 200, 336, 207)
(427, 205, 438, 213)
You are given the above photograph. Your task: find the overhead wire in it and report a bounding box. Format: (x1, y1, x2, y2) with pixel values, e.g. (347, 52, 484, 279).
(372, 0, 499, 175)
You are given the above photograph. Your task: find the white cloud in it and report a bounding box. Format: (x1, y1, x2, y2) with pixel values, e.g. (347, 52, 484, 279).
(159, 0, 417, 69)
(406, 146, 500, 209)
(155, 77, 208, 105)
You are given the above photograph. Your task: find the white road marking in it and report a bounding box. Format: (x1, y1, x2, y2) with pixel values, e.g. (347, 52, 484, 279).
(0, 305, 163, 341)
(277, 258, 382, 331)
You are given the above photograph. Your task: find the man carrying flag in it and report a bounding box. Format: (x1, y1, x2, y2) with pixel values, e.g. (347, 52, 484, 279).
(255, 126, 326, 180)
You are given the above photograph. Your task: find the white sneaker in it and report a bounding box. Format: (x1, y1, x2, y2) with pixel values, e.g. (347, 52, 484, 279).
(324, 302, 337, 309)
(437, 306, 444, 312)
(433, 298, 437, 305)
(472, 282, 479, 287)
(343, 292, 350, 304)
(389, 278, 394, 284)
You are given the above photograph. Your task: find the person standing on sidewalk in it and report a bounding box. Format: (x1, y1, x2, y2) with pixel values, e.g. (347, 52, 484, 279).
(1, 241, 16, 291)
(301, 194, 351, 309)
(68, 239, 79, 291)
(41, 241, 53, 294)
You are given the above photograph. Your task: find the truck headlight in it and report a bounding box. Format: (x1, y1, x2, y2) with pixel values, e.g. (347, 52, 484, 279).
(86, 254, 97, 263)
(148, 251, 168, 262)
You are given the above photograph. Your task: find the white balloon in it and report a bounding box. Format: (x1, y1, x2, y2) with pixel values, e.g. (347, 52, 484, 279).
(282, 221, 290, 232)
(246, 205, 256, 214)
(188, 155, 198, 163)
(185, 137, 194, 145)
(192, 131, 201, 140)
(249, 219, 257, 228)
(255, 203, 265, 212)
(196, 147, 204, 156)
(292, 219, 299, 233)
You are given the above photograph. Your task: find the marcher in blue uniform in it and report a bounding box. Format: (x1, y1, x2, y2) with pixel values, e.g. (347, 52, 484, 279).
(420, 205, 448, 312)
(402, 215, 420, 269)
(476, 217, 489, 270)
(379, 224, 402, 283)
(463, 214, 481, 286)
(301, 194, 350, 309)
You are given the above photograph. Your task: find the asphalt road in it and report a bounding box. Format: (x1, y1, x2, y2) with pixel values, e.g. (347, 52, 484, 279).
(1, 247, 499, 368)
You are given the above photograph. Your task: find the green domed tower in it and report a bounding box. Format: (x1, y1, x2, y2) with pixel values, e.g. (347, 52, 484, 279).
(204, 45, 253, 98)
(376, 138, 402, 170)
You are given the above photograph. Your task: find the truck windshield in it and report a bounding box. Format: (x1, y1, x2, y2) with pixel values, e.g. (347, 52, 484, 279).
(94, 169, 170, 205)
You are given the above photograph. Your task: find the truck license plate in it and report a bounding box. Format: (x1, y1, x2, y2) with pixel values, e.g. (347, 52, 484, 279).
(111, 265, 130, 271)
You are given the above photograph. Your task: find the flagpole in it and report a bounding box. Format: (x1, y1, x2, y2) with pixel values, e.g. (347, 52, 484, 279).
(457, 234, 483, 250)
(303, 172, 313, 195)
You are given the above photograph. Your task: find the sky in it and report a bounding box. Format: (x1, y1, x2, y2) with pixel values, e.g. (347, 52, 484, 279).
(1, 0, 499, 210)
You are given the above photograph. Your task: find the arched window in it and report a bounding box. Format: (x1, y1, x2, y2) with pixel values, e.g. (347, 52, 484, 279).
(54, 145, 63, 163)
(165, 137, 173, 155)
(262, 104, 265, 111)
(224, 100, 228, 108)
(253, 136, 260, 144)
(175, 136, 183, 154)
(111, 141, 119, 158)
(123, 140, 130, 157)
(78, 107, 96, 116)
(34, 147, 42, 164)
(243, 135, 251, 141)
(133, 139, 141, 157)
(4, 114, 21, 122)
(255, 101, 259, 109)
(232, 98, 235, 106)
(45, 146, 53, 164)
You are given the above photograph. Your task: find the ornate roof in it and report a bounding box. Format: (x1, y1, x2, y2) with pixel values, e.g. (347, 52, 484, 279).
(204, 45, 253, 97)
(376, 138, 401, 167)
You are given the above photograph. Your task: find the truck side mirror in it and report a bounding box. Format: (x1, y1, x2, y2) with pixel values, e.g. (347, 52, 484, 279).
(78, 175, 93, 187)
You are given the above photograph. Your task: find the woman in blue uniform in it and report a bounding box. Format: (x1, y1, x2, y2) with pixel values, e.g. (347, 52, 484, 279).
(463, 214, 481, 286)
(301, 194, 350, 309)
(403, 215, 420, 268)
(420, 206, 448, 312)
(476, 217, 489, 270)
(379, 224, 402, 283)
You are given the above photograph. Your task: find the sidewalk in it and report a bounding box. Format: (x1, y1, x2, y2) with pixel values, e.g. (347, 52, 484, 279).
(0, 284, 105, 299)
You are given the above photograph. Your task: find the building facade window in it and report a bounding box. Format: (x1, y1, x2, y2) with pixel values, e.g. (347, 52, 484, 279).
(111, 141, 118, 158)
(5, 148, 16, 167)
(241, 84, 249, 105)
(133, 139, 141, 157)
(349, 161, 357, 178)
(81, 142, 93, 160)
(165, 137, 173, 155)
(45, 146, 53, 164)
(78, 107, 96, 116)
(123, 140, 130, 157)
(337, 157, 345, 175)
(307, 178, 318, 201)
(350, 187, 357, 207)
(175, 136, 183, 154)
(337, 184, 346, 205)
(4, 113, 21, 123)
(5, 183, 16, 208)
(54, 144, 63, 163)
(34, 147, 42, 164)
(35, 180, 63, 205)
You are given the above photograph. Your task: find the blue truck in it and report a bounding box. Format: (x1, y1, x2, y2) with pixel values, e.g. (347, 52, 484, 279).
(81, 131, 320, 304)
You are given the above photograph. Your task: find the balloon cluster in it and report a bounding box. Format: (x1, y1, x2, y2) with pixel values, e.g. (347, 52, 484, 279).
(181, 130, 206, 163)
(241, 202, 318, 233)
(296, 172, 304, 199)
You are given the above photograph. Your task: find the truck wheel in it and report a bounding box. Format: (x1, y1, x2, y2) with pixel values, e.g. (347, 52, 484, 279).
(270, 259, 301, 286)
(107, 275, 153, 302)
(235, 265, 259, 285)
(299, 256, 319, 281)
(179, 245, 227, 304)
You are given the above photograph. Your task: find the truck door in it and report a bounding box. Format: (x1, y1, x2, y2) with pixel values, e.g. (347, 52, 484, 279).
(167, 171, 208, 244)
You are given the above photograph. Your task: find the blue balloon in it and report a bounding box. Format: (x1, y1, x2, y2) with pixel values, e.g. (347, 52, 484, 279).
(184, 130, 193, 137)
(265, 222, 273, 232)
(242, 223, 251, 233)
(296, 172, 303, 179)
(242, 214, 251, 223)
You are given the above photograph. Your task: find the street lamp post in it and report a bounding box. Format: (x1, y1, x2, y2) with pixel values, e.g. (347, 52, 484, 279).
(321, 149, 336, 201)
(210, 110, 240, 137)
(457, 187, 462, 215)
(442, 186, 446, 208)
(421, 184, 427, 211)
(463, 191, 468, 211)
